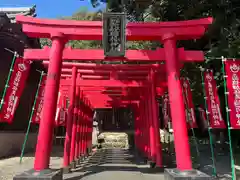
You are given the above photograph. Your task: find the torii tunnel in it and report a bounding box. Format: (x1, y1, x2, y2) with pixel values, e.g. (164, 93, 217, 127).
(13, 15, 213, 180)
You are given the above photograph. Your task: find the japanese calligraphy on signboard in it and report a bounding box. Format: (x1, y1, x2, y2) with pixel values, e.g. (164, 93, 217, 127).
(103, 12, 126, 57)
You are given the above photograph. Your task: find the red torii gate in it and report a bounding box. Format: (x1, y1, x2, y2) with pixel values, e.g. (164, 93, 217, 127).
(56, 62, 169, 109)
(59, 67, 165, 169)
(56, 60, 185, 171)
(58, 62, 168, 166)
(58, 62, 167, 163)
(14, 15, 212, 180)
(41, 61, 167, 172)
(57, 62, 169, 107)
(53, 62, 170, 109)
(60, 73, 166, 107)
(57, 59, 184, 171)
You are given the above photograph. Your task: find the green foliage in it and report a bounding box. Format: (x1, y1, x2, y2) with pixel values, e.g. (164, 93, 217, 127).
(40, 38, 51, 47)
(40, 1, 240, 105)
(62, 8, 102, 50)
(144, 0, 240, 104)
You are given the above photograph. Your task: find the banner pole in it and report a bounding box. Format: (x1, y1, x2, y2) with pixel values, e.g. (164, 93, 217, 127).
(19, 71, 45, 164)
(200, 68, 217, 177)
(190, 126, 200, 164)
(0, 52, 17, 110)
(221, 57, 236, 180)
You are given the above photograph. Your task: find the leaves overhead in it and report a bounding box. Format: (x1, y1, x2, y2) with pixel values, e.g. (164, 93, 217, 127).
(40, 0, 240, 103)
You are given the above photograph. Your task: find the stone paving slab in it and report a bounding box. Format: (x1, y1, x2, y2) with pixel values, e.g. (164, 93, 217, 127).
(64, 148, 165, 180)
(0, 144, 238, 180)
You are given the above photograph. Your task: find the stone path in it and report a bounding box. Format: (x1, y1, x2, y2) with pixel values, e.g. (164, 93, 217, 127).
(0, 144, 238, 180)
(0, 147, 164, 180)
(64, 148, 164, 180)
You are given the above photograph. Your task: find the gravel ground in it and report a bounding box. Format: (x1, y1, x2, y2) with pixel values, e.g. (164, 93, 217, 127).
(0, 147, 63, 180)
(188, 139, 239, 179)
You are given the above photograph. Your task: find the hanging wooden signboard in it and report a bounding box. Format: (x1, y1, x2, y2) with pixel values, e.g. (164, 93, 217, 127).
(103, 12, 126, 57)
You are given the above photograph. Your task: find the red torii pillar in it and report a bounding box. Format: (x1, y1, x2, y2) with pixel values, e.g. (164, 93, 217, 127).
(141, 93, 150, 160)
(75, 83, 81, 163)
(150, 70, 162, 168)
(63, 66, 77, 172)
(137, 102, 143, 153)
(78, 91, 85, 159)
(131, 103, 140, 150)
(60, 84, 83, 163)
(69, 73, 80, 169)
(61, 83, 94, 164)
(34, 32, 65, 171)
(163, 34, 191, 171)
(146, 87, 156, 163)
(82, 97, 90, 156)
(87, 100, 94, 155)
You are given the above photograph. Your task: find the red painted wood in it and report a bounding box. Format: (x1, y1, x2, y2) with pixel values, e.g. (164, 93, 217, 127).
(61, 69, 150, 75)
(33, 34, 65, 170)
(60, 79, 167, 87)
(16, 15, 212, 40)
(46, 62, 177, 70)
(60, 83, 165, 108)
(60, 79, 147, 87)
(163, 33, 192, 170)
(25, 47, 204, 62)
(63, 67, 77, 167)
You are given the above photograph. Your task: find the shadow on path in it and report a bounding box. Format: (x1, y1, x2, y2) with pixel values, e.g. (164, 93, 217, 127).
(63, 148, 171, 180)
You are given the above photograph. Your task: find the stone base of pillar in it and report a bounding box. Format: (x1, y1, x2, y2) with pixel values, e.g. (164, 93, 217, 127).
(154, 167, 164, 172)
(149, 161, 156, 168)
(136, 149, 148, 164)
(70, 160, 77, 169)
(87, 147, 91, 155)
(78, 155, 85, 163)
(75, 156, 84, 166)
(82, 154, 87, 160)
(164, 168, 211, 180)
(75, 158, 81, 165)
(62, 166, 71, 174)
(146, 166, 164, 173)
(13, 169, 62, 180)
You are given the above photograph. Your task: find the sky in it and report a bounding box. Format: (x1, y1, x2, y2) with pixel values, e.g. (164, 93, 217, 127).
(0, 0, 106, 18)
